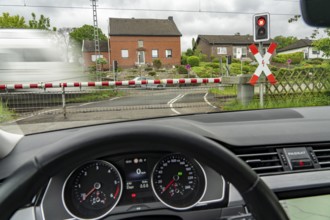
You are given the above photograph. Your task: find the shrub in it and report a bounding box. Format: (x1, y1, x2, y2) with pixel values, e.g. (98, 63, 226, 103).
(198, 53, 208, 62)
(232, 58, 241, 63)
(272, 52, 304, 64)
(88, 65, 96, 73)
(272, 56, 286, 63)
(145, 67, 153, 71)
(187, 56, 200, 67)
(205, 62, 220, 68)
(177, 65, 188, 74)
(148, 71, 156, 77)
(270, 66, 279, 72)
(153, 59, 162, 69)
(305, 58, 323, 65)
(212, 57, 220, 63)
(181, 55, 188, 65)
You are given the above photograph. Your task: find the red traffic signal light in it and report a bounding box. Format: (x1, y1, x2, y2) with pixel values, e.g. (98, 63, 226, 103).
(257, 17, 266, 27)
(253, 13, 270, 42)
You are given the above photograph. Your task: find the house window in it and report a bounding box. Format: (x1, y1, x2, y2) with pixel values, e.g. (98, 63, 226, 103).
(91, 54, 103, 62)
(312, 48, 320, 55)
(152, 49, 158, 58)
(166, 49, 172, 58)
(233, 47, 247, 58)
(121, 50, 129, 58)
(138, 40, 144, 48)
(217, 47, 227, 55)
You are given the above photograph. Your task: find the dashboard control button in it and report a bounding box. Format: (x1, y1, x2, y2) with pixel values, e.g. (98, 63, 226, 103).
(127, 205, 150, 212)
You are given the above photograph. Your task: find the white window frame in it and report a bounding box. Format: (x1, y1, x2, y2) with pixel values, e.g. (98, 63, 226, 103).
(217, 47, 227, 55)
(165, 49, 172, 58)
(152, 49, 158, 58)
(91, 54, 103, 62)
(121, 49, 129, 58)
(233, 47, 248, 58)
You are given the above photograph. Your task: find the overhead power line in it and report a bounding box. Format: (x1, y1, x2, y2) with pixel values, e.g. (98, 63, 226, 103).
(0, 4, 300, 16)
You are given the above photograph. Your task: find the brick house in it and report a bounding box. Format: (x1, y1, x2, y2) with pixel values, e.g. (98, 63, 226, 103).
(109, 17, 182, 68)
(195, 35, 274, 60)
(82, 40, 110, 70)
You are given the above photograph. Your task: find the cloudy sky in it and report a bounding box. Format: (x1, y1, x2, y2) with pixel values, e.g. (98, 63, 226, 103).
(0, 0, 321, 51)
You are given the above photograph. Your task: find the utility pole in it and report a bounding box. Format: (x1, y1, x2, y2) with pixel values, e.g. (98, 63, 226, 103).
(259, 42, 264, 108)
(91, 0, 102, 80)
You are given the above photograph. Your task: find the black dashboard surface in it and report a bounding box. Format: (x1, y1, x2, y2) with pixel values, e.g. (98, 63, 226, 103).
(1, 106, 330, 179)
(1, 106, 330, 220)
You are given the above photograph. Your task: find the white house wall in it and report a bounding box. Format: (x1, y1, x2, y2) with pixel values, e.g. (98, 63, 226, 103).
(278, 46, 327, 59)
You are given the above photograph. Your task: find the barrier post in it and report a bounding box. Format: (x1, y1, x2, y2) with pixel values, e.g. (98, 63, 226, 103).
(61, 84, 67, 118)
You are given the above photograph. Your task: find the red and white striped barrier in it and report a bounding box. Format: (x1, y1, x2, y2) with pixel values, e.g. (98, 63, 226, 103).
(0, 78, 221, 90)
(249, 42, 277, 85)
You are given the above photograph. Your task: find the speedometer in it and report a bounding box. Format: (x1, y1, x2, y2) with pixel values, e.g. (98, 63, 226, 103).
(151, 153, 207, 210)
(62, 160, 122, 220)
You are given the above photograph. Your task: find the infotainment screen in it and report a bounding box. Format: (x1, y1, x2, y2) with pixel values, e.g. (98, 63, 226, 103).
(281, 194, 330, 220)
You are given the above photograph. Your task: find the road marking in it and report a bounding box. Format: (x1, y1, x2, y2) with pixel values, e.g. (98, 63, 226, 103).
(10, 109, 60, 123)
(203, 93, 217, 109)
(109, 97, 120, 101)
(167, 94, 185, 115)
(79, 97, 120, 107)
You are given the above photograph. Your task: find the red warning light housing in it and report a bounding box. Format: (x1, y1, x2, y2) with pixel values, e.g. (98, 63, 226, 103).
(253, 13, 270, 42)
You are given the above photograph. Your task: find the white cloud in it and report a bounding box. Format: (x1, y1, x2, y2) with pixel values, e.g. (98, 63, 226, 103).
(0, 0, 321, 51)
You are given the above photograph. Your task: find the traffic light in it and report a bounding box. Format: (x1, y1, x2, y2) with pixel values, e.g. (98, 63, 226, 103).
(226, 55, 232, 65)
(253, 13, 270, 42)
(113, 60, 118, 71)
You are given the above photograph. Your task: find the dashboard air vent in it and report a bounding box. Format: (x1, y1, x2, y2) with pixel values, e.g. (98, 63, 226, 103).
(313, 145, 330, 168)
(235, 148, 284, 175)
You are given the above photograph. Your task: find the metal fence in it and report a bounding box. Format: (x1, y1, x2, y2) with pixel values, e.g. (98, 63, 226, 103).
(0, 84, 230, 123)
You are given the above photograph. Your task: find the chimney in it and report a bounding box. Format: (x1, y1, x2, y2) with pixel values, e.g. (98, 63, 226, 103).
(168, 16, 173, 21)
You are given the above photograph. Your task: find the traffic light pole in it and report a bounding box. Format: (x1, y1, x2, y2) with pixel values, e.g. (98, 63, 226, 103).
(259, 42, 264, 108)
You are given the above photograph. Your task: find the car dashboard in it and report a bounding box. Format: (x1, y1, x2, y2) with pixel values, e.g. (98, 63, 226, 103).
(41, 152, 226, 220)
(1, 106, 330, 220)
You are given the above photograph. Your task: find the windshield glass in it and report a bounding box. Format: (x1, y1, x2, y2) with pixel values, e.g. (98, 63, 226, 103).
(0, 0, 329, 134)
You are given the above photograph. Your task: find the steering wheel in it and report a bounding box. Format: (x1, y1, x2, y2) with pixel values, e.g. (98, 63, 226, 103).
(0, 125, 289, 220)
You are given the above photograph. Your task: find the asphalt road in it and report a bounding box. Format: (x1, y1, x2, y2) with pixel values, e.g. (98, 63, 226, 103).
(4, 87, 221, 134)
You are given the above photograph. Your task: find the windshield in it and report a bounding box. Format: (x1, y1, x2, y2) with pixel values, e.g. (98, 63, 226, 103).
(0, 0, 329, 134)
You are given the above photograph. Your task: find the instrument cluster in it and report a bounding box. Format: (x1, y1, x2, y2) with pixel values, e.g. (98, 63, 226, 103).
(61, 153, 225, 220)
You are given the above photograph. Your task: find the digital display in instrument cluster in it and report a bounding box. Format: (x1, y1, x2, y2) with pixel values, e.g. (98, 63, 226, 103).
(125, 157, 149, 191)
(122, 157, 154, 204)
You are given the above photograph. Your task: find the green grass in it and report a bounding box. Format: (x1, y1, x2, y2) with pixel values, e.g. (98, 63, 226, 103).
(209, 86, 237, 96)
(66, 90, 125, 103)
(222, 93, 330, 111)
(0, 102, 15, 123)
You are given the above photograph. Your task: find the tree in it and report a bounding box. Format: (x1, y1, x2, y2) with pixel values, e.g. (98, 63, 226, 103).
(310, 29, 320, 39)
(192, 38, 196, 49)
(96, 57, 108, 71)
(312, 28, 330, 58)
(0, 12, 27, 28)
(288, 15, 301, 23)
(29, 13, 55, 30)
(70, 24, 107, 45)
(186, 48, 194, 56)
(274, 36, 298, 49)
(54, 28, 73, 62)
(234, 32, 240, 36)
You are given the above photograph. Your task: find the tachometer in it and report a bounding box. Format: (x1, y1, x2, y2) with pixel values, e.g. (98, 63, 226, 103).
(151, 153, 207, 210)
(62, 160, 122, 220)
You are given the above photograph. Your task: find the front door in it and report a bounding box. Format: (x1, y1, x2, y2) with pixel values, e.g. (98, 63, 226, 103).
(137, 51, 145, 64)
